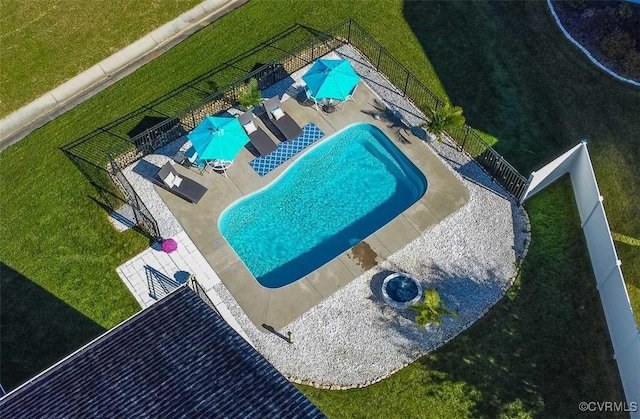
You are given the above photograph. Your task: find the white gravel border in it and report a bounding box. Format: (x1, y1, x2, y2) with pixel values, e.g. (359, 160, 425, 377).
(214, 179, 528, 387)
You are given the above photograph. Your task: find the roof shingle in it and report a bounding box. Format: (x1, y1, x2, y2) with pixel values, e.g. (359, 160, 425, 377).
(0, 287, 324, 418)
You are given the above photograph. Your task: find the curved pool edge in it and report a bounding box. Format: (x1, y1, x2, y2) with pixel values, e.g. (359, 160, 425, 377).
(218, 122, 428, 289)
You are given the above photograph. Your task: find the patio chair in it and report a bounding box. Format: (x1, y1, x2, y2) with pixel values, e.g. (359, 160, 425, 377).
(303, 86, 320, 111)
(263, 96, 303, 141)
(175, 146, 210, 174)
(337, 84, 358, 110)
(153, 162, 208, 204)
(238, 111, 278, 156)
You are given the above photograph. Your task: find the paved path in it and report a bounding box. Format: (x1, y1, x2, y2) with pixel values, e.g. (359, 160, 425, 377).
(116, 230, 252, 346)
(0, 0, 248, 152)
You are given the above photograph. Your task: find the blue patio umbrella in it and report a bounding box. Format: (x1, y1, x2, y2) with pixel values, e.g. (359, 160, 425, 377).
(187, 116, 249, 162)
(302, 59, 361, 101)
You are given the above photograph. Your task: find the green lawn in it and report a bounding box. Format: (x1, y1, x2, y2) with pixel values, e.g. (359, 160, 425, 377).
(0, 0, 202, 117)
(0, 0, 637, 416)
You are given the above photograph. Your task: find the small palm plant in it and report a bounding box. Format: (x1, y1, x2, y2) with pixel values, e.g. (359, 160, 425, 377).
(410, 289, 459, 327)
(238, 78, 262, 110)
(422, 103, 466, 143)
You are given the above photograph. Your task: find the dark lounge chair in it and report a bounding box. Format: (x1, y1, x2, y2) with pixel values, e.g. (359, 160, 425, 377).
(238, 111, 278, 156)
(153, 162, 208, 204)
(263, 96, 303, 141)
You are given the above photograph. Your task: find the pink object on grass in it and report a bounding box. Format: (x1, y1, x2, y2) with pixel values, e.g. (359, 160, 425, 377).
(161, 238, 178, 253)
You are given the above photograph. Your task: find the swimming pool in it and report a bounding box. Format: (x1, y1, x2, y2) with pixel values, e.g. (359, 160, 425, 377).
(218, 123, 427, 288)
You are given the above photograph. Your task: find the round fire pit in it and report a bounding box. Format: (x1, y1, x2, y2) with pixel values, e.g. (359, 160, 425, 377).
(382, 273, 423, 309)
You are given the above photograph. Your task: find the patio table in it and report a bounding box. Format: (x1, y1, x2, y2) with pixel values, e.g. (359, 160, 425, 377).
(321, 98, 339, 114)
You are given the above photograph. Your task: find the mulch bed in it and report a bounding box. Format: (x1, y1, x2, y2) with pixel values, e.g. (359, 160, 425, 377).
(551, 0, 640, 81)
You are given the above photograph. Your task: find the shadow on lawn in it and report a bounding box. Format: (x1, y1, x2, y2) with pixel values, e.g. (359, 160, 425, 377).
(0, 263, 106, 392)
(399, 4, 632, 415)
(402, 1, 640, 176)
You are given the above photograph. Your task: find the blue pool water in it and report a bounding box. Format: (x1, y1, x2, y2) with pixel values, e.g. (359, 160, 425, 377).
(218, 123, 428, 288)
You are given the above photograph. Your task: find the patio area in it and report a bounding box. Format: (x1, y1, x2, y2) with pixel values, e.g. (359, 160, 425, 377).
(129, 70, 467, 330)
(116, 44, 529, 386)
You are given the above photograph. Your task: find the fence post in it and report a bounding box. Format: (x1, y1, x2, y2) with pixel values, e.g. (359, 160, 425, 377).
(144, 130, 153, 154)
(403, 72, 410, 97)
(271, 63, 277, 87)
(460, 125, 469, 151)
(496, 155, 505, 181)
(376, 47, 382, 71)
(517, 177, 531, 204)
(347, 19, 352, 43)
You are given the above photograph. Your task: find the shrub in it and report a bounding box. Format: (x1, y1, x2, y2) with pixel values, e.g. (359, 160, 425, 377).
(410, 289, 459, 327)
(237, 78, 262, 110)
(600, 29, 636, 60)
(617, 2, 634, 20)
(623, 50, 640, 79)
(421, 103, 466, 143)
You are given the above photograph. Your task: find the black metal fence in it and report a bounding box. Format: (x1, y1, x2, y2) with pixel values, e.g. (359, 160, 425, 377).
(106, 22, 347, 171)
(107, 158, 160, 239)
(187, 276, 220, 316)
(342, 20, 529, 200)
(63, 24, 340, 239)
(80, 18, 528, 239)
(61, 138, 160, 239)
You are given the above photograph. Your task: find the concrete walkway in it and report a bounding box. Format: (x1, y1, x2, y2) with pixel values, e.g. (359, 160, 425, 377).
(0, 0, 249, 152)
(116, 230, 252, 345)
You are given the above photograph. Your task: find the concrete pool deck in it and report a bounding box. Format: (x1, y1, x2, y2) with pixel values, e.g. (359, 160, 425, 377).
(150, 82, 469, 330)
(117, 44, 529, 385)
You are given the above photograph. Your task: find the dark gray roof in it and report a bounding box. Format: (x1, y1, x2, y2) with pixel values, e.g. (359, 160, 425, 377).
(0, 287, 324, 418)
